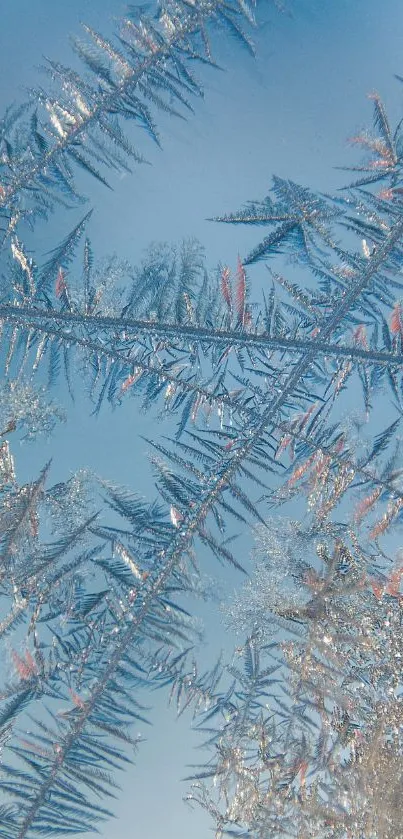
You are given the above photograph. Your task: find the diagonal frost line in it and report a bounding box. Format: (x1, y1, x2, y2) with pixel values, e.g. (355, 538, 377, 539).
(10, 311, 398, 500)
(11, 309, 401, 502)
(14, 218, 403, 838)
(0, 465, 50, 568)
(2, 317, 242, 409)
(245, 216, 403, 441)
(274, 417, 403, 506)
(0, 0, 249, 211)
(1, 304, 403, 368)
(14, 512, 216, 839)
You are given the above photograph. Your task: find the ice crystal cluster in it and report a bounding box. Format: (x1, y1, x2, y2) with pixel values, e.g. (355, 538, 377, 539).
(0, 1, 403, 839)
(0, 382, 64, 441)
(225, 519, 312, 639)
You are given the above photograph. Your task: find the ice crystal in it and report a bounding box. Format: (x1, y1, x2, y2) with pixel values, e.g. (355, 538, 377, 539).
(2, 6, 403, 839)
(224, 519, 313, 638)
(0, 381, 65, 441)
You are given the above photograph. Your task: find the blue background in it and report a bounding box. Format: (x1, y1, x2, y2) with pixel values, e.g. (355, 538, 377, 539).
(1, 1, 403, 836)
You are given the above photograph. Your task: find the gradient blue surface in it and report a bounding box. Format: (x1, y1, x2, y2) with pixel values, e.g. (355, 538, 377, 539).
(1, 1, 403, 836)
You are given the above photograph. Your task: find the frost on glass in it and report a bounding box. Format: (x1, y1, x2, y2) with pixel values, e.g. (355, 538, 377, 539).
(0, 1, 403, 839)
